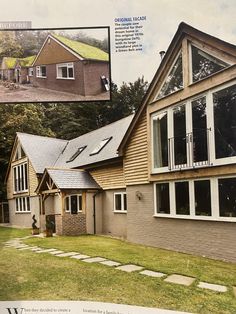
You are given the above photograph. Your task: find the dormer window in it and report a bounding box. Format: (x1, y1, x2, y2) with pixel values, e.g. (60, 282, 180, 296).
(90, 137, 112, 156)
(66, 146, 86, 163)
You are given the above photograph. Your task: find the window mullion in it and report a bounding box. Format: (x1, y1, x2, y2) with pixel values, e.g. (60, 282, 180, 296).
(169, 182, 175, 215)
(189, 181, 195, 217)
(211, 177, 219, 219)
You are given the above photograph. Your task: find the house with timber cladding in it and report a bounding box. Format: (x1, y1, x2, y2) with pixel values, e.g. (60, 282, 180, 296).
(5, 23, 236, 263)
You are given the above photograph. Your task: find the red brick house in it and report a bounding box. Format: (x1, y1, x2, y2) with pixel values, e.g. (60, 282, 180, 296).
(31, 34, 110, 96)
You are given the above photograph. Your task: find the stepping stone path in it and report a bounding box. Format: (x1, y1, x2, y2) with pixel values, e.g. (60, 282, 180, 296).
(3, 236, 234, 297)
(55, 252, 78, 257)
(164, 274, 196, 286)
(83, 257, 107, 263)
(116, 264, 143, 272)
(70, 254, 90, 260)
(197, 282, 227, 292)
(140, 270, 166, 278)
(100, 260, 121, 267)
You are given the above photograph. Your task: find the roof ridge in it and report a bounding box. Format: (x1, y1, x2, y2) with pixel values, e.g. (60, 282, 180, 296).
(16, 132, 68, 142)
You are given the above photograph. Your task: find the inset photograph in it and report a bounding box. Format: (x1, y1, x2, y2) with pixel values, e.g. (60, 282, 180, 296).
(0, 27, 110, 103)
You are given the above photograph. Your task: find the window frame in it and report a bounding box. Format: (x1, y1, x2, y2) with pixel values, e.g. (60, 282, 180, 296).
(151, 80, 236, 174)
(56, 63, 75, 80)
(65, 194, 83, 214)
(13, 162, 28, 194)
(113, 192, 127, 213)
(36, 65, 47, 78)
(153, 176, 236, 222)
(28, 67, 34, 77)
(15, 196, 30, 213)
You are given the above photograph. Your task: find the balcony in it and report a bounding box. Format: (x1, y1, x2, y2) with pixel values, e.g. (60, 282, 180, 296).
(168, 129, 211, 171)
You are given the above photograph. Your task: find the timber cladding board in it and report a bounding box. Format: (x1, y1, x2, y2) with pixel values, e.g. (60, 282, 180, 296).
(89, 164, 125, 189)
(34, 37, 79, 65)
(29, 161, 39, 196)
(124, 113, 149, 184)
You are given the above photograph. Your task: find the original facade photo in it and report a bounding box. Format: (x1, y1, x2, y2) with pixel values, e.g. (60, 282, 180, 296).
(5, 22, 236, 263)
(0, 27, 110, 103)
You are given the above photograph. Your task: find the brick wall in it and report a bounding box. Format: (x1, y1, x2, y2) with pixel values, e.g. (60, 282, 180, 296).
(55, 213, 86, 236)
(32, 60, 109, 96)
(127, 184, 236, 263)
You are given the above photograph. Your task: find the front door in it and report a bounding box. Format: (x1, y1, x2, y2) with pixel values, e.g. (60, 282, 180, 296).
(71, 195, 78, 214)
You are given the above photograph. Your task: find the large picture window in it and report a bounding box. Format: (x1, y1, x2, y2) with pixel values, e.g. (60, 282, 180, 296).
(56, 63, 74, 79)
(13, 163, 28, 193)
(154, 177, 236, 221)
(152, 81, 236, 173)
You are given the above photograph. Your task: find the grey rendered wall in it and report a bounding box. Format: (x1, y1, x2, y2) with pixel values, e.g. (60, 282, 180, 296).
(8, 196, 40, 228)
(86, 192, 103, 234)
(102, 189, 127, 239)
(126, 184, 236, 263)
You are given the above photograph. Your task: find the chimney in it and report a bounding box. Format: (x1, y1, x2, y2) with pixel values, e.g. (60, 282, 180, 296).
(159, 50, 165, 60)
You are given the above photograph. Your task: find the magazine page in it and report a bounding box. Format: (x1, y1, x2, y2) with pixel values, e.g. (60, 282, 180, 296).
(0, 1, 236, 314)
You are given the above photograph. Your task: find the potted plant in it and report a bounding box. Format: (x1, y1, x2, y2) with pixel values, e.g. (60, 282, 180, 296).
(44, 216, 54, 237)
(31, 215, 40, 235)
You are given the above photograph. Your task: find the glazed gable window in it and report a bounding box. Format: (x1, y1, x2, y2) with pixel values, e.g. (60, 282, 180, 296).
(154, 177, 235, 221)
(13, 163, 28, 193)
(65, 194, 82, 214)
(191, 45, 229, 83)
(155, 51, 183, 99)
(56, 63, 74, 79)
(114, 192, 127, 213)
(36, 65, 46, 78)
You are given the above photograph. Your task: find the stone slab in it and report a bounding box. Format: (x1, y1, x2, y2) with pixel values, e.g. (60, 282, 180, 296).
(49, 250, 64, 255)
(18, 247, 35, 251)
(30, 247, 42, 251)
(99, 260, 121, 267)
(55, 252, 79, 257)
(198, 282, 227, 292)
(70, 254, 90, 260)
(233, 287, 236, 298)
(36, 249, 58, 253)
(16, 245, 29, 249)
(164, 274, 195, 286)
(140, 270, 166, 278)
(83, 257, 107, 263)
(116, 264, 143, 272)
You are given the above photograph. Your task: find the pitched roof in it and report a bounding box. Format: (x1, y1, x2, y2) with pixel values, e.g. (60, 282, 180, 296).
(46, 168, 101, 190)
(19, 55, 36, 67)
(17, 133, 68, 174)
(16, 115, 133, 174)
(3, 57, 17, 69)
(118, 22, 236, 153)
(52, 34, 109, 61)
(55, 115, 134, 169)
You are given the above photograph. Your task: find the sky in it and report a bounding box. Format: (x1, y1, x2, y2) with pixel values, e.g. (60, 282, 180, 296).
(0, 0, 236, 86)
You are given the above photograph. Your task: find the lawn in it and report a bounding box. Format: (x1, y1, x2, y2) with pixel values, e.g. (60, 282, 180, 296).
(0, 227, 236, 313)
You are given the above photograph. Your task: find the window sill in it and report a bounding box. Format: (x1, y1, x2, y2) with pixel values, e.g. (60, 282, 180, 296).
(15, 211, 31, 214)
(113, 211, 127, 214)
(56, 77, 75, 80)
(153, 214, 236, 222)
(13, 190, 29, 195)
(36, 76, 47, 79)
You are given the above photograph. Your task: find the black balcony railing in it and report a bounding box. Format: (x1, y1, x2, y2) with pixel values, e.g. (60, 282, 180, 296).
(168, 128, 211, 170)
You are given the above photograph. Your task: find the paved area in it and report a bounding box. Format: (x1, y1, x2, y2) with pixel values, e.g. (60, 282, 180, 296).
(164, 274, 196, 286)
(140, 270, 166, 278)
(0, 84, 110, 103)
(3, 237, 234, 298)
(197, 282, 227, 292)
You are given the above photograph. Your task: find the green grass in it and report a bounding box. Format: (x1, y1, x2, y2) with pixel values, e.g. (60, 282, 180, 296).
(1, 227, 236, 313)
